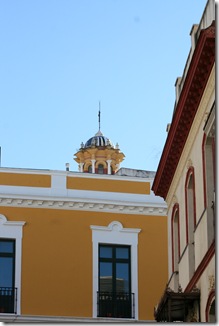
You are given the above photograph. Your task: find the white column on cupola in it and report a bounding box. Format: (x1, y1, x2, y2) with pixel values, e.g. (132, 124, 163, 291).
(107, 160, 112, 174)
(79, 163, 84, 172)
(91, 159, 96, 173)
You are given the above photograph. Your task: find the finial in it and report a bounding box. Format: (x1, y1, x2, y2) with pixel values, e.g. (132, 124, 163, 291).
(98, 101, 101, 131)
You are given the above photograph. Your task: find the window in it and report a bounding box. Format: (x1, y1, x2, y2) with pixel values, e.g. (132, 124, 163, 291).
(0, 239, 16, 313)
(202, 133, 215, 247)
(97, 164, 104, 174)
(98, 244, 132, 318)
(185, 167, 196, 244)
(205, 290, 215, 322)
(88, 165, 92, 173)
(185, 167, 196, 277)
(171, 204, 180, 273)
(202, 105, 215, 247)
(0, 214, 25, 315)
(90, 221, 141, 319)
(208, 299, 215, 322)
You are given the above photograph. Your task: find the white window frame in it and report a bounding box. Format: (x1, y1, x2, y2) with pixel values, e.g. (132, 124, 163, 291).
(90, 221, 141, 319)
(0, 214, 25, 315)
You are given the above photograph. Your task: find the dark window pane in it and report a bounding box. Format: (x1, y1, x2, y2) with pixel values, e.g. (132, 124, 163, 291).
(0, 241, 14, 254)
(98, 164, 104, 174)
(116, 247, 129, 259)
(99, 262, 112, 292)
(100, 246, 112, 258)
(98, 245, 131, 318)
(0, 257, 13, 287)
(116, 263, 129, 292)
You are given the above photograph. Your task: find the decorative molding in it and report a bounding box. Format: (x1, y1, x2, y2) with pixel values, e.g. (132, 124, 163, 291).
(0, 196, 167, 216)
(166, 66, 215, 205)
(0, 213, 25, 227)
(90, 221, 141, 234)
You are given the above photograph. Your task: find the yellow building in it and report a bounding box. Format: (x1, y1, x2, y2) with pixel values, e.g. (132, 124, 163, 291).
(0, 127, 168, 322)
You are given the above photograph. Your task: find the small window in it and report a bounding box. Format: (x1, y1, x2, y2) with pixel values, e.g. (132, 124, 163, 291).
(88, 165, 92, 173)
(98, 164, 104, 174)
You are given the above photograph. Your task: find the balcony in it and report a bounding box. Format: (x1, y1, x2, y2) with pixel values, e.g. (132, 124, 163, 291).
(0, 287, 17, 314)
(97, 292, 135, 319)
(154, 286, 200, 322)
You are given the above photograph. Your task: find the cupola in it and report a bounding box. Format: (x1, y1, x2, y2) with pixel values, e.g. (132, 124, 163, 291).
(74, 110, 125, 174)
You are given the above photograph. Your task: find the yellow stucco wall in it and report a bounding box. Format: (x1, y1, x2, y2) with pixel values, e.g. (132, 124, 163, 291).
(0, 172, 51, 187)
(0, 206, 167, 320)
(67, 176, 150, 194)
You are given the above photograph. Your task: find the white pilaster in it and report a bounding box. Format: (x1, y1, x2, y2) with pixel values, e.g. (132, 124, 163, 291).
(106, 160, 112, 174)
(79, 163, 84, 172)
(91, 159, 96, 173)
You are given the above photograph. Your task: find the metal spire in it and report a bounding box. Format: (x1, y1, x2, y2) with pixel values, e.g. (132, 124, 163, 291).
(98, 101, 101, 131)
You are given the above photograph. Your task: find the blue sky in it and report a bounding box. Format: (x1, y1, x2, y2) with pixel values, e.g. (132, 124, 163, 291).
(0, 0, 208, 172)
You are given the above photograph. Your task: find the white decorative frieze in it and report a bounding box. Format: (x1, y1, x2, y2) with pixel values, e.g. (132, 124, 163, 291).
(0, 195, 167, 216)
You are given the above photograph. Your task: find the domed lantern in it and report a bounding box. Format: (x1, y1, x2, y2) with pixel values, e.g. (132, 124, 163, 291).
(74, 110, 125, 174)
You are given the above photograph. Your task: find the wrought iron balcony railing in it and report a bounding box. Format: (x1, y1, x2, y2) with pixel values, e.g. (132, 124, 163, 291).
(97, 291, 135, 319)
(0, 287, 17, 314)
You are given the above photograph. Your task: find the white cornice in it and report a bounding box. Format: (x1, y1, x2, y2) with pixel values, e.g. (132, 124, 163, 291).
(0, 194, 167, 216)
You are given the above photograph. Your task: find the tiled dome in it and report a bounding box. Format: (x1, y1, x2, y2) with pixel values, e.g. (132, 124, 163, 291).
(84, 130, 114, 148)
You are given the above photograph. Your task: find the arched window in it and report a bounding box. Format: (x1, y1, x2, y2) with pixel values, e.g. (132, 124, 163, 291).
(88, 165, 92, 173)
(171, 204, 180, 273)
(208, 299, 215, 322)
(97, 164, 104, 174)
(202, 131, 215, 247)
(185, 167, 196, 244)
(185, 167, 196, 278)
(205, 290, 215, 322)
